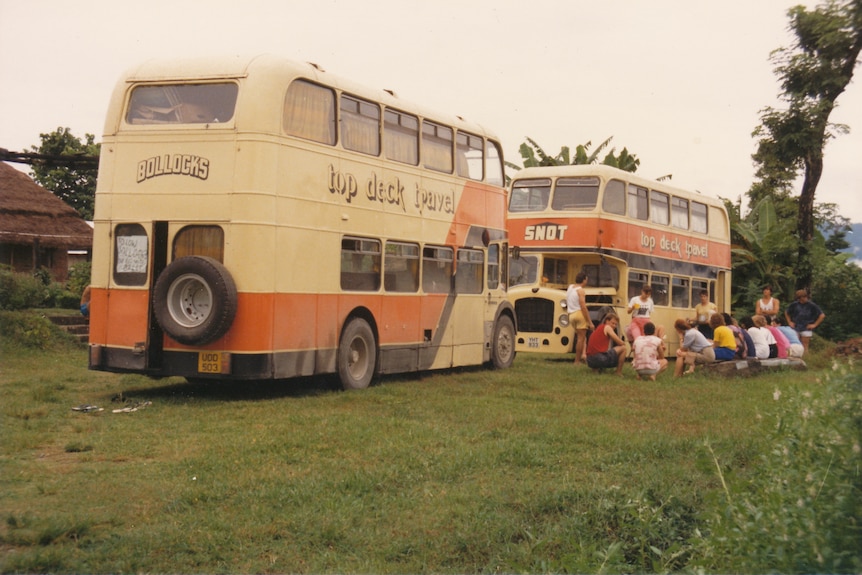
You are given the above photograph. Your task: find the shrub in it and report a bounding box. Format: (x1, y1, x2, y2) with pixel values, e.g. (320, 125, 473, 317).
(693, 364, 862, 573)
(0, 310, 79, 349)
(66, 261, 91, 297)
(0, 267, 48, 310)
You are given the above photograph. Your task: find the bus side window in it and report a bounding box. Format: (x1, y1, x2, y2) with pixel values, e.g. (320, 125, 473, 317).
(455, 249, 484, 294)
(487, 244, 500, 290)
(456, 132, 483, 181)
(672, 277, 690, 308)
(652, 274, 669, 306)
(692, 201, 708, 233)
(602, 179, 626, 215)
(627, 185, 648, 220)
(628, 271, 648, 300)
(284, 80, 336, 144)
(340, 237, 381, 291)
(552, 177, 599, 210)
(650, 191, 669, 226)
(422, 121, 453, 173)
(422, 246, 453, 293)
(485, 140, 504, 187)
(384, 109, 419, 165)
(384, 242, 419, 292)
(672, 197, 689, 229)
(340, 94, 380, 156)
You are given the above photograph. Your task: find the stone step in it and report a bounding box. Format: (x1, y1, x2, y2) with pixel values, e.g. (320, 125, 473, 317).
(48, 315, 89, 344)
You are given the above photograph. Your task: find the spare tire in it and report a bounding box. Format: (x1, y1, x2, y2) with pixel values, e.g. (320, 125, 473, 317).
(153, 256, 237, 345)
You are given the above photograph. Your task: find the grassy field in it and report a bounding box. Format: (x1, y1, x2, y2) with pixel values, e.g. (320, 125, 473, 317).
(1, 312, 860, 573)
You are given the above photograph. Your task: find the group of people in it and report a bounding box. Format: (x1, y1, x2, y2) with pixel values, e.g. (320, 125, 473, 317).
(566, 278, 825, 380)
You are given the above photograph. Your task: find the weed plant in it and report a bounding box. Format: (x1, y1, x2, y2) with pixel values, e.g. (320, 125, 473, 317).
(1, 318, 860, 573)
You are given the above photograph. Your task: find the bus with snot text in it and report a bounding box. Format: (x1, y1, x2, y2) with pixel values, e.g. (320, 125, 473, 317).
(87, 54, 516, 390)
(506, 164, 731, 356)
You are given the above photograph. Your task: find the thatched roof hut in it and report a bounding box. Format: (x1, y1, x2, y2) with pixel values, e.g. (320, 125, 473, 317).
(0, 162, 93, 281)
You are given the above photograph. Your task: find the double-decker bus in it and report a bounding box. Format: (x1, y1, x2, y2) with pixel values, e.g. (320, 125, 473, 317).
(506, 164, 731, 355)
(88, 54, 515, 389)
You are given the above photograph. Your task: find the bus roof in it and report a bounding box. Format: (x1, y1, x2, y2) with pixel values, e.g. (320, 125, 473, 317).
(510, 164, 723, 206)
(115, 53, 499, 141)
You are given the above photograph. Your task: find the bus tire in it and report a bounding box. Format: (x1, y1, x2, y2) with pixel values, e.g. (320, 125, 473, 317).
(337, 317, 377, 390)
(153, 256, 237, 346)
(490, 315, 516, 369)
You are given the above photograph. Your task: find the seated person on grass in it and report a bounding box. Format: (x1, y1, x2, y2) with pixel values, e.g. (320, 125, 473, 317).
(710, 312, 737, 361)
(632, 321, 668, 381)
(586, 312, 627, 375)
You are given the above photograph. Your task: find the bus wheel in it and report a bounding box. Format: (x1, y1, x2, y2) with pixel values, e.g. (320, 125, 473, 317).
(153, 256, 237, 345)
(491, 315, 516, 369)
(337, 318, 377, 390)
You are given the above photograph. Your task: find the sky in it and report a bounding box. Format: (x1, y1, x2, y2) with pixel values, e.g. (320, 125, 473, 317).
(2, 0, 861, 224)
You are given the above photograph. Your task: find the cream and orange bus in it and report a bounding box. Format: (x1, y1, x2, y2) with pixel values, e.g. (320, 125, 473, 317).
(506, 164, 731, 355)
(88, 54, 515, 389)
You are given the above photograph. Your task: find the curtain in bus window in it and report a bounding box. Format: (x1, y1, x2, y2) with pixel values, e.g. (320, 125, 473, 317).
(485, 140, 504, 187)
(173, 226, 224, 261)
(455, 249, 484, 294)
(602, 179, 626, 215)
(672, 277, 690, 308)
(691, 202, 708, 233)
(421, 121, 453, 173)
(456, 132, 483, 181)
(672, 197, 689, 229)
(422, 246, 453, 293)
(283, 80, 336, 144)
(509, 178, 551, 212)
(552, 177, 599, 210)
(627, 185, 648, 220)
(384, 110, 419, 165)
(341, 95, 380, 155)
(650, 191, 670, 225)
(384, 242, 419, 292)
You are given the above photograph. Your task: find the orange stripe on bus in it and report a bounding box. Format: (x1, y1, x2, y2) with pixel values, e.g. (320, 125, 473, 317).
(93, 289, 451, 353)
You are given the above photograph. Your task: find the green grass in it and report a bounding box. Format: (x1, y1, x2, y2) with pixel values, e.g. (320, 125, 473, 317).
(1, 317, 860, 573)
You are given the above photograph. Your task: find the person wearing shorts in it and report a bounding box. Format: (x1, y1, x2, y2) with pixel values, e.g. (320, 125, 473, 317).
(586, 313, 627, 375)
(566, 271, 594, 365)
(785, 289, 825, 355)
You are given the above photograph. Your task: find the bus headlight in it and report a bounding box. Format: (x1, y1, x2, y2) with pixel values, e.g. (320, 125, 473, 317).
(559, 313, 570, 327)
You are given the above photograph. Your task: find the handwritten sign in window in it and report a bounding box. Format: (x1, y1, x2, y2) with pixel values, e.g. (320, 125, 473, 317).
(116, 236, 148, 274)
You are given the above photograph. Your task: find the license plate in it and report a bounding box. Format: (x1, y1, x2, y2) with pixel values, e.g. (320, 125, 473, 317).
(198, 351, 225, 374)
(527, 337, 539, 349)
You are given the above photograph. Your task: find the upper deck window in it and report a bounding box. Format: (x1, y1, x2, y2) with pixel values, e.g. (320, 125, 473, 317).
(509, 178, 551, 212)
(650, 190, 669, 225)
(284, 80, 336, 144)
(384, 109, 419, 165)
(602, 179, 626, 215)
(422, 121, 453, 173)
(456, 132, 483, 181)
(127, 83, 238, 125)
(340, 95, 380, 155)
(552, 177, 599, 210)
(627, 185, 649, 221)
(692, 201, 708, 233)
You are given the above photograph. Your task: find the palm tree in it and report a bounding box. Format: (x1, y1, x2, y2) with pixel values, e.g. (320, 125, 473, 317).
(506, 136, 640, 173)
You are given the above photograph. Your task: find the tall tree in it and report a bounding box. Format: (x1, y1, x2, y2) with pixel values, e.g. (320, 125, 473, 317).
(751, 0, 862, 289)
(29, 127, 100, 220)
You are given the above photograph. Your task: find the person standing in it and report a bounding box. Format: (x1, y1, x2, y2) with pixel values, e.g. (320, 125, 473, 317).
(785, 289, 825, 355)
(586, 313, 627, 375)
(755, 285, 780, 317)
(566, 272, 594, 366)
(632, 322, 668, 380)
(673, 318, 715, 376)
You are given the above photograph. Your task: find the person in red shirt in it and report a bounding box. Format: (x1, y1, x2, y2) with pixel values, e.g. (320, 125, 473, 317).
(586, 312, 627, 375)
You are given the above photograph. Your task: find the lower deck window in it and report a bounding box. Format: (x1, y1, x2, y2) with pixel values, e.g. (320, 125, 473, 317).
(341, 237, 381, 291)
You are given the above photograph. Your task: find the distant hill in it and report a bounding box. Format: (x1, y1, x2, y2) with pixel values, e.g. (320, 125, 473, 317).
(843, 223, 862, 264)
